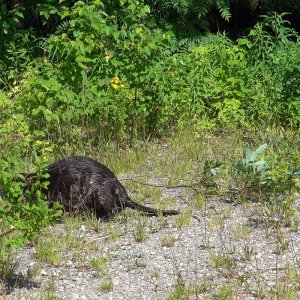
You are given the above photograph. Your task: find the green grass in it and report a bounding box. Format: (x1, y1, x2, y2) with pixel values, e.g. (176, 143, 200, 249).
(209, 253, 236, 278)
(167, 275, 191, 300)
(160, 235, 177, 248)
(34, 226, 89, 266)
(233, 223, 252, 239)
(29, 278, 59, 300)
(107, 223, 123, 241)
(27, 264, 42, 279)
(90, 256, 110, 276)
(208, 217, 223, 230)
(215, 283, 235, 300)
(175, 209, 192, 229)
(99, 276, 113, 292)
(0, 246, 18, 280)
(35, 239, 64, 266)
(133, 222, 149, 242)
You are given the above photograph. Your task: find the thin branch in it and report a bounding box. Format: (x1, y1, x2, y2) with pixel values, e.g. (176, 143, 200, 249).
(121, 178, 203, 190)
(0, 226, 16, 238)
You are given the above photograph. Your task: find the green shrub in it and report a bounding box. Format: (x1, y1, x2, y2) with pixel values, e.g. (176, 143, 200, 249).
(0, 93, 62, 251)
(2, 4, 300, 145)
(238, 13, 300, 125)
(232, 143, 299, 225)
(8, 0, 174, 140)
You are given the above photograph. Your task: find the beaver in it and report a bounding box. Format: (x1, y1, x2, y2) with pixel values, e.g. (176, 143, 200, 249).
(24, 156, 179, 218)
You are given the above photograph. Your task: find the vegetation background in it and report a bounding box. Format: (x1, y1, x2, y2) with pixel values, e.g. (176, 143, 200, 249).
(0, 0, 300, 297)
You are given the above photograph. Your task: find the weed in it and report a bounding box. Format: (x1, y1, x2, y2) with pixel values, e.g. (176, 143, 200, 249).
(113, 208, 138, 223)
(208, 218, 223, 230)
(34, 230, 85, 266)
(84, 240, 99, 253)
(240, 245, 254, 261)
(160, 235, 177, 248)
(133, 223, 148, 242)
(195, 276, 209, 294)
(31, 278, 59, 300)
(265, 284, 297, 300)
(0, 246, 17, 279)
(215, 283, 235, 299)
(233, 223, 252, 239)
(90, 256, 109, 277)
(221, 209, 231, 220)
(176, 209, 192, 229)
(62, 215, 80, 231)
(100, 276, 113, 293)
(79, 212, 103, 231)
(195, 193, 206, 208)
(64, 232, 83, 250)
(285, 264, 300, 284)
(108, 224, 123, 241)
(27, 264, 42, 279)
(126, 257, 147, 271)
(253, 263, 300, 299)
(148, 214, 168, 233)
(35, 240, 63, 266)
(209, 253, 236, 277)
(167, 274, 190, 300)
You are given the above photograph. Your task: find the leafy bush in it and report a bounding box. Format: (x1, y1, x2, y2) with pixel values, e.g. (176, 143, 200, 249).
(146, 0, 231, 35)
(8, 0, 175, 140)
(232, 143, 299, 225)
(233, 144, 298, 196)
(2, 3, 300, 144)
(237, 13, 300, 125)
(0, 93, 62, 251)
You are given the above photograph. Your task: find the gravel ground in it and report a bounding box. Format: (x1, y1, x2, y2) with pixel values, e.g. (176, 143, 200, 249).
(3, 189, 300, 300)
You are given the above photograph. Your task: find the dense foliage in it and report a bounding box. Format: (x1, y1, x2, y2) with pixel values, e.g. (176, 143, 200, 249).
(0, 95, 62, 249)
(146, 0, 300, 37)
(1, 1, 299, 139)
(0, 0, 300, 251)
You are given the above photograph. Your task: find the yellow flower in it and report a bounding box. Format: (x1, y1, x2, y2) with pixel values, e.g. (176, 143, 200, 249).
(111, 76, 125, 91)
(111, 84, 118, 90)
(111, 76, 121, 84)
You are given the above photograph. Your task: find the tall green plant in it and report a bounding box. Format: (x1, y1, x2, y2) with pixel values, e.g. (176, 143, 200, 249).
(0, 92, 62, 250)
(237, 13, 300, 125)
(10, 0, 174, 140)
(146, 0, 231, 35)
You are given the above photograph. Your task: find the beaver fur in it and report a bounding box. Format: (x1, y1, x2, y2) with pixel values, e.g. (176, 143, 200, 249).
(24, 156, 179, 218)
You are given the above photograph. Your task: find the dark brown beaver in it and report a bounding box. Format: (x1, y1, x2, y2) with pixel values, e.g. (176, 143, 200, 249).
(25, 156, 179, 218)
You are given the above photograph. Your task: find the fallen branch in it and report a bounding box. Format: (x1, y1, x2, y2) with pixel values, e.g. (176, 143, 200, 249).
(0, 226, 16, 238)
(120, 177, 203, 191)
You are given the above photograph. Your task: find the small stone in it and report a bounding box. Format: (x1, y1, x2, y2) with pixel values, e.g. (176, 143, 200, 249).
(66, 260, 73, 266)
(80, 225, 87, 232)
(52, 270, 59, 276)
